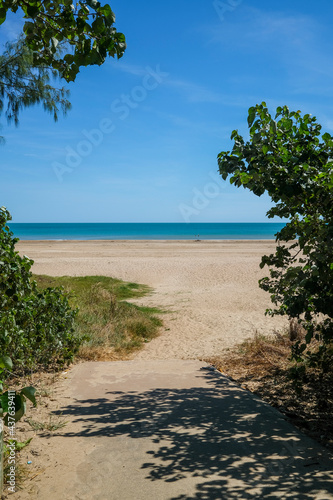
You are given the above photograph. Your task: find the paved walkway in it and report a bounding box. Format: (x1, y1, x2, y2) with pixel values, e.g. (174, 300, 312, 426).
(17, 360, 333, 499)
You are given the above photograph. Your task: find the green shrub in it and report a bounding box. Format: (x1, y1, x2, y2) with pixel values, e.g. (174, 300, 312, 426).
(218, 103, 333, 371)
(0, 207, 82, 371)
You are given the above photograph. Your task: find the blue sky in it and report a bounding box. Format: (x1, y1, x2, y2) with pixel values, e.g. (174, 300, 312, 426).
(1, 0, 333, 222)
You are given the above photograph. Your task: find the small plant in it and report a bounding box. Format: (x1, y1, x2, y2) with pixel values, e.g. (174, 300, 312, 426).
(3, 438, 32, 458)
(26, 415, 67, 432)
(0, 356, 36, 424)
(0, 355, 36, 493)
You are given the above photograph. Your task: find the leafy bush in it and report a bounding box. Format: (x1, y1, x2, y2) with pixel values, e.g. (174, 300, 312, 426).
(0, 355, 36, 424)
(0, 207, 82, 371)
(218, 103, 333, 370)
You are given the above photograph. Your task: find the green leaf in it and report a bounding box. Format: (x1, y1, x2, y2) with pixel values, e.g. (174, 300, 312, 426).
(21, 386, 37, 406)
(0, 7, 7, 24)
(252, 132, 261, 144)
(98, 4, 114, 22)
(240, 172, 250, 184)
(0, 355, 12, 370)
(275, 106, 282, 117)
(91, 16, 105, 34)
(15, 438, 33, 451)
(23, 21, 35, 34)
(322, 132, 332, 143)
(270, 120, 277, 134)
(247, 107, 256, 127)
(0, 393, 9, 413)
(26, 4, 40, 18)
(4, 395, 26, 425)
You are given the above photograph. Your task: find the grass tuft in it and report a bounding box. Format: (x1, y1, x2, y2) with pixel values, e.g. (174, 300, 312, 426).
(26, 416, 67, 432)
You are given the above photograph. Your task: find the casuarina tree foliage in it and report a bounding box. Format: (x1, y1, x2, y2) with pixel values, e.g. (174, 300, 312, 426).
(0, 37, 71, 137)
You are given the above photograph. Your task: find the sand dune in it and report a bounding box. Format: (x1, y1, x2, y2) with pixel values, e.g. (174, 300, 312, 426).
(17, 240, 288, 359)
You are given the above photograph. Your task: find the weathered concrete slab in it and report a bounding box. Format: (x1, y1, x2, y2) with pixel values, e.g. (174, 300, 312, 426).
(16, 360, 333, 499)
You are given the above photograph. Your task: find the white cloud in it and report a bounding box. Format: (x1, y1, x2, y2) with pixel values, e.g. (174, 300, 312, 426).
(164, 78, 223, 103)
(112, 60, 252, 105)
(207, 7, 319, 49)
(112, 62, 148, 77)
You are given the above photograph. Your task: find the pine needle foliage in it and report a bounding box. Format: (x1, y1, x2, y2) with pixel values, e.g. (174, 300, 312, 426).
(0, 36, 71, 137)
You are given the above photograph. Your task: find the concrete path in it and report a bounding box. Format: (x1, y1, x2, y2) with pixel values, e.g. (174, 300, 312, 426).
(17, 360, 333, 499)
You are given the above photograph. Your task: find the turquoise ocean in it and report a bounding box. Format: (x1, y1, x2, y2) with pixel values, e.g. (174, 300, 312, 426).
(8, 222, 285, 240)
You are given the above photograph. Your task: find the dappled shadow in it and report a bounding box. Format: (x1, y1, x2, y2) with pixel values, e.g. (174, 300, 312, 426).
(56, 367, 333, 499)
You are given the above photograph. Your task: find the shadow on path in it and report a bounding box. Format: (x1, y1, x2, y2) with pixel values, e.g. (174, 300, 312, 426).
(54, 364, 333, 499)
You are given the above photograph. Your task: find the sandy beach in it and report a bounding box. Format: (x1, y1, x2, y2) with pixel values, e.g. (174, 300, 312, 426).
(10, 240, 333, 500)
(17, 240, 288, 359)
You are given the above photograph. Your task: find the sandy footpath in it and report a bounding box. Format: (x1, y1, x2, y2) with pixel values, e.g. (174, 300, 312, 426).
(16, 240, 287, 360)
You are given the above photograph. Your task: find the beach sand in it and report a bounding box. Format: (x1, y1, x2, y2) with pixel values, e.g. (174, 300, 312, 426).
(13, 242, 333, 500)
(16, 240, 288, 359)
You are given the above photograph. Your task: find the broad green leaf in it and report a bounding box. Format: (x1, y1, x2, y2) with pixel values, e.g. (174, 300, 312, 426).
(0, 355, 12, 370)
(247, 107, 256, 127)
(4, 395, 26, 425)
(26, 4, 40, 18)
(270, 120, 277, 134)
(253, 132, 261, 144)
(21, 386, 37, 406)
(0, 393, 9, 413)
(322, 132, 332, 142)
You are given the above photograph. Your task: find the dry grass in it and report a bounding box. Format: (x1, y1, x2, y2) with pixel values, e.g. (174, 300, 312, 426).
(1, 371, 64, 492)
(207, 328, 333, 451)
